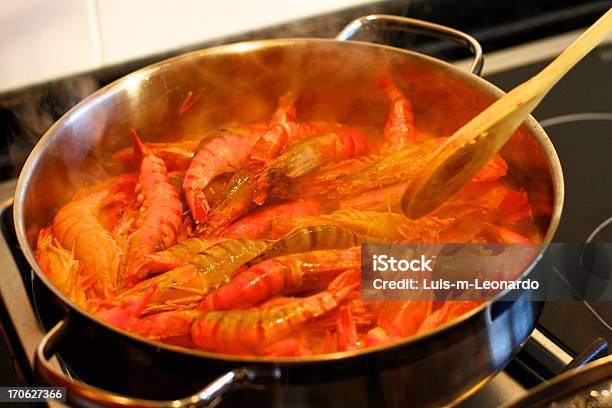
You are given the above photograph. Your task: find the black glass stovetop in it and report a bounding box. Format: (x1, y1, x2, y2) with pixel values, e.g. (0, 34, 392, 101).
(485, 41, 612, 356)
(0, 7, 610, 406)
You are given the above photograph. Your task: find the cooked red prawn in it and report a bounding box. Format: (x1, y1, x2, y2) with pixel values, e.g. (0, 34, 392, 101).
(199, 247, 360, 310)
(135, 237, 226, 276)
(249, 91, 298, 164)
(97, 173, 140, 247)
(365, 301, 433, 347)
(128, 268, 358, 349)
(274, 157, 373, 199)
(205, 92, 359, 231)
(379, 75, 415, 150)
(331, 138, 442, 199)
(191, 269, 359, 352)
(116, 239, 270, 314)
(123, 131, 183, 286)
(204, 169, 258, 234)
(183, 130, 260, 224)
(52, 184, 123, 298)
(336, 306, 360, 351)
(262, 129, 369, 199)
(203, 93, 303, 232)
(250, 225, 365, 265)
(220, 199, 322, 239)
(272, 209, 452, 243)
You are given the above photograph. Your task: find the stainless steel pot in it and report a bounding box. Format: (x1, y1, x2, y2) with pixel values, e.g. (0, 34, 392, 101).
(13, 15, 564, 407)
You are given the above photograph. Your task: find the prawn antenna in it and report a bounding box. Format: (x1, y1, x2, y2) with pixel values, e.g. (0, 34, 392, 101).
(130, 128, 149, 160)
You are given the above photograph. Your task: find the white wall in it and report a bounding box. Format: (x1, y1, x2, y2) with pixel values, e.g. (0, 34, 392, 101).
(1, 0, 379, 93)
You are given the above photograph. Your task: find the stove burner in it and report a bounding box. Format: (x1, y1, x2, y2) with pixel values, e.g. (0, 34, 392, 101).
(587, 216, 612, 244)
(532, 113, 612, 355)
(580, 216, 612, 333)
(539, 112, 612, 127)
(538, 115, 612, 242)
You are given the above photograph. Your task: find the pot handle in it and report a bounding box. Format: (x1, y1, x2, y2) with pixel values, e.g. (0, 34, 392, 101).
(35, 317, 280, 408)
(336, 14, 483, 76)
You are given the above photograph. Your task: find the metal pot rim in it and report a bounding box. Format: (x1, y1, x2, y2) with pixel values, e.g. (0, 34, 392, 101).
(13, 37, 564, 364)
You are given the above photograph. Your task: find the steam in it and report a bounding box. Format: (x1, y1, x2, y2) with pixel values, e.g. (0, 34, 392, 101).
(5, 76, 98, 178)
(2, 1, 416, 181)
(2, 0, 425, 200)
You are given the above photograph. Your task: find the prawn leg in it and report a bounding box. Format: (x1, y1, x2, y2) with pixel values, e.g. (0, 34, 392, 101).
(336, 306, 360, 351)
(35, 228, 87, 306)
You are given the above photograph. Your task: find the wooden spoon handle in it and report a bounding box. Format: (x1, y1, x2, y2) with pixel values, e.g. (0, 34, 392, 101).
(401, 8, 612, 219)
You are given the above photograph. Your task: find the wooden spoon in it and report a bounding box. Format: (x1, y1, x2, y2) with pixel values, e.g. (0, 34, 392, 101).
(401, 8, 612, 219)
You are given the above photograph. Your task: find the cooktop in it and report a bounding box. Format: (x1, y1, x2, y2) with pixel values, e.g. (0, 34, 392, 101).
(0, 7, 610, 408)
(483, 33, 612, 357)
